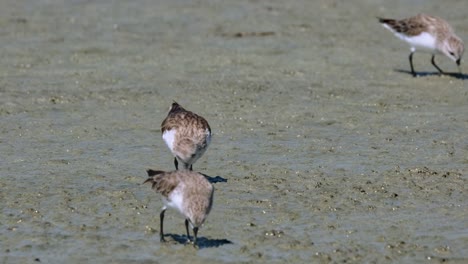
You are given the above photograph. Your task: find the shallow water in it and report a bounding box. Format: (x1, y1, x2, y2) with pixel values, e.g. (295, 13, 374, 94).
(1, 0, 467, 263)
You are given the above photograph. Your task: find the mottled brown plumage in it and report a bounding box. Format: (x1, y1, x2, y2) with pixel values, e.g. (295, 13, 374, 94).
(144, 169, 178, 197)
(378, 14, 454, 39)
(144, 169, 214, 247)
(378, 17, 426, 37)
(161, 103, 211, 134)
(161, 102, 212, 170)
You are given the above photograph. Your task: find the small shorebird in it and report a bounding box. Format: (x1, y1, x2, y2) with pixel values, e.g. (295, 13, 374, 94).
(378, 14, 464, 77)
(144, 169, 214, 248)
(161, 102, 211, 171)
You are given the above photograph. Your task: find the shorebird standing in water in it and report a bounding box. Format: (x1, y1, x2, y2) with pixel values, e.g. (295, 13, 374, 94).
(144, 169, 214, 248)
(378, 14, 464, 77)
(161, 102, 211, 170)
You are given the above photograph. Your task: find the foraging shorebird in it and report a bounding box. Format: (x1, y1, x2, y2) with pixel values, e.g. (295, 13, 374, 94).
(378, 14, 464, 76)
(161, 102, 211, 170)
(144, 169, 214, 248)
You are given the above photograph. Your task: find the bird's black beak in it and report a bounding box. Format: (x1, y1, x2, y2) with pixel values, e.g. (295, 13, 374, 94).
(456, 60, 462, 75)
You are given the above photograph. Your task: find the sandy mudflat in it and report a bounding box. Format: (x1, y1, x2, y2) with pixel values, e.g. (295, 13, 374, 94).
(1, 0, 467, 263)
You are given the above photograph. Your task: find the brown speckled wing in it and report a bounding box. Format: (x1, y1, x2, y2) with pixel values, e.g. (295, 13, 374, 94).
(161, 102, 211, 134)
(144, 171, 179, 198)
(379, 16, 427, 37)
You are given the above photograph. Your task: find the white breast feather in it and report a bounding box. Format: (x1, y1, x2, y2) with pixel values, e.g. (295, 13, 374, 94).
(165, 187, 185, 215)
(404, 32, 437, 52)
(382, 24, 437, 52)
(162, 129, 176, 151)
(205, 128, 211, 146)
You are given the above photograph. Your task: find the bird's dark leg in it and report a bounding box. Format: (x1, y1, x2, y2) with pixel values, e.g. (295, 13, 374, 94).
(174, 157, 179, 170)
(431, 54, 444, 74)
(193, 227, 199, 248)
(160, 209, 166, 242)
(185, 219, 191, 242)
(409, 52, 416, 77)
(190, 164, 193, 171)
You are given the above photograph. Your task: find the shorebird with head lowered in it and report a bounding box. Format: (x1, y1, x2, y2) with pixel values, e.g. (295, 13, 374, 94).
(378, 13, 464, 77)
(161, 102, 211, 171)
(144, 169, 214, 248)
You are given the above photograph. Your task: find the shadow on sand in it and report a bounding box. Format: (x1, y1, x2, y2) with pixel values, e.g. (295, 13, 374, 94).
(163, 233, 233, 249)
(144, 170, 228, 184)
(200, 173, 228, 184)
(395, 69, 468, 80)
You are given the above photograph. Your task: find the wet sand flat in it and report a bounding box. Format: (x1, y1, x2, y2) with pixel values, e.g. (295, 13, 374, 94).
(0, 0, 467, 263)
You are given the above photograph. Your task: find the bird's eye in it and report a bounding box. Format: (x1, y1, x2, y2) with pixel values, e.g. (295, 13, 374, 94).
(449, 52, 455, 56)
